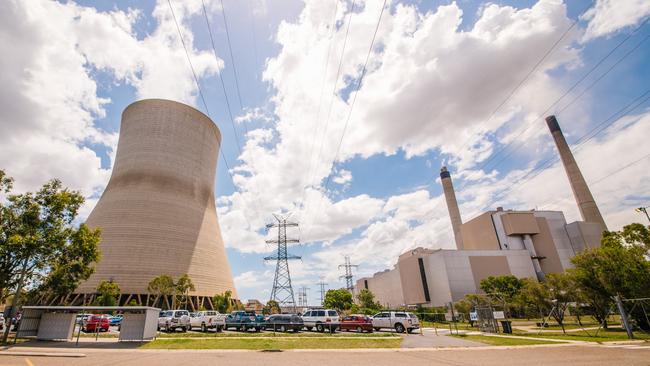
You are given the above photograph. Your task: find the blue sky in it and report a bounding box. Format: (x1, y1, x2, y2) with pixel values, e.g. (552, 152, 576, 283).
(1, 0, 650, 304)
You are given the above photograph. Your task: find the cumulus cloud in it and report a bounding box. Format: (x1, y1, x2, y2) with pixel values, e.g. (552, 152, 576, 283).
(0, 0, 223, 209)
(581, 0, 650, 41)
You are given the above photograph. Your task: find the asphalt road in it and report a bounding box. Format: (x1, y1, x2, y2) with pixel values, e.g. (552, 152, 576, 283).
(2, 344, 650, 366)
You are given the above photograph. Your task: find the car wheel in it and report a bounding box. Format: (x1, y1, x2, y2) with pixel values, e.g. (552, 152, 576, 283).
(256, 327, 261, 332)
(201, 323, 207, 332)
(182, 326, 187, 333)
(356, 326, 362, 333)
(395, 323, 405, 333)
(187, 325, 192, 331)
(374, 327, 380, 332)
(316, 323, 324, 333)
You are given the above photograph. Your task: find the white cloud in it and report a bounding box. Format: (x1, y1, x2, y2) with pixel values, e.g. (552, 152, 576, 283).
(0, 0, 223, 209)
(332, 169, 352, 185)
(581, 0, 650, 41)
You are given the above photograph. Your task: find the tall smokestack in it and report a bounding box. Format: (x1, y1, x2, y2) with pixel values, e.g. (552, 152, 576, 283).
(545, 115, 607, 231)
(440, 167, 464, 249)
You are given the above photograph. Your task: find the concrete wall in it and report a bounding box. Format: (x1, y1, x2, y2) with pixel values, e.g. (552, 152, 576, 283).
(359, 268, 404, 308)
(77, 99, 236, 297)
(459, 212, 500, 250)
(566, 221, 603, 252)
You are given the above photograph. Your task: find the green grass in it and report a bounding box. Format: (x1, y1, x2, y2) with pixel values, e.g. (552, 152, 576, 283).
(141, 337, 402, 350)
(512, 329, 650, 343)
(157, 331, 398, 338)
(450, 334, 560, 346)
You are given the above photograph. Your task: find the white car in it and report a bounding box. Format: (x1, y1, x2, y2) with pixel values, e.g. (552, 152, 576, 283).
(0, 314, 4, 331)
(158, 310, 191, 332)
(371, 311, 420, 333)
(189, 311, 226, 332)
(301, 309, 340, 332)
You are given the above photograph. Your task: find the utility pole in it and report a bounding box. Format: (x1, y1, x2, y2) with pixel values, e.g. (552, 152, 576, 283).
(338, 256, 358, 292)
(264, 214, 301, 313)
(297, 286, 310, 307)
(317, 280, 328, 305)
(636, 206, 650, 224)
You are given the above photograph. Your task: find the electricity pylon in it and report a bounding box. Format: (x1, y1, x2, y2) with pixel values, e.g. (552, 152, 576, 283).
(338, 255, 358, 292)
(265, 214, 301, 312)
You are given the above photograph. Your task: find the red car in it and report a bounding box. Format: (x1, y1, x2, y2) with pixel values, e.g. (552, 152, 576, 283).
(83, 315, 110, 332)
(340, 315, 373, 333)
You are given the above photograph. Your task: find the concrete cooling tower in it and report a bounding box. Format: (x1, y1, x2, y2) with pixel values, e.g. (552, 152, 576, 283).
(76, 99, 236, 309)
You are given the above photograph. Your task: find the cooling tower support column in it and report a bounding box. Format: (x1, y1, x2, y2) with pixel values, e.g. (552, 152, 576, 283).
(545, 115, 607, 231)
(440, 167, 464, 250)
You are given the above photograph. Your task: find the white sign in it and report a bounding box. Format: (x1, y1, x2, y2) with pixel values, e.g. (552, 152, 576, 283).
(469, 312, 478, 321)
(492, 311, 505, 319)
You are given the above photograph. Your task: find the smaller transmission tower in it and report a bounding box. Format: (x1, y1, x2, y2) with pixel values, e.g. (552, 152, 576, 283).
(297, 286, 310, 307)
(338, 256, 358, 292)
(265, 214, 301, 312)
(317, 280, 328, 305)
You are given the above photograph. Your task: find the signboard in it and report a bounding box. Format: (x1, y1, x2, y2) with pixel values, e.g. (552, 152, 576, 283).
(469, 312, 478, 321)
(492, 311, 505, 319)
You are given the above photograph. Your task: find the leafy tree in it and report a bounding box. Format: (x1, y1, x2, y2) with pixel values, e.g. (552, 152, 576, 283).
(0, 170, 101, 304)
(175, 274, 195, 310)
(356, 289, 381, 311)
(263, 300, 281, 315)
(323, 289, 353, 311)
(147, 275, 175, 309)
(570, 223, 650, 329)
(213, 290, 233, 313)
(479, 275, 524, 317)
(453, 299, 472, 322)
(94, 280, 120, 306)
(543, 273, 576, 332)
(514, 278, 550, 319)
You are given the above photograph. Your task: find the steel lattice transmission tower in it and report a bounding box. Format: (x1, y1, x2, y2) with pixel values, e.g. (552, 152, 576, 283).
(265, 214, 301, 312)
(338, 256, 359, 292)
(317, 280, 328, 305)
(298, 286, 310, 307)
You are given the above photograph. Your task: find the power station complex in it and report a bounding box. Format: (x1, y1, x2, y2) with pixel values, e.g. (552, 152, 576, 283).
(356, 116, 607, 308)
(74, 99, 236, 310)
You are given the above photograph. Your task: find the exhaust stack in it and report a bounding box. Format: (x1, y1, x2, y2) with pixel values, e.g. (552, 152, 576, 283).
(440, 167, 464, 249)
(545, 115, 607, 231)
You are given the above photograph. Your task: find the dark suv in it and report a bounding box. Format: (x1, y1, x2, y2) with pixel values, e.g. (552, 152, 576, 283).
(264, 314, 304, 332)
(224, 311, 264, 332)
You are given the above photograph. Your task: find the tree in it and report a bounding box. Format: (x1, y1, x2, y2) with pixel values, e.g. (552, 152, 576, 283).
(479, 275, 524, 317)
(94, 280, 120, 307)
(514, 278, 550, 319)
(570, 223, 650, 329)
(356, 289, 381, 311)
(147, 275, 175, 309)
(263, 300, 281, 315)
(175, 274, 195, 310)
(213, 290, 233, 313)
(323, 289, 353, 311)
(0, 171, 101, 304)
(543, 273, 575, 332)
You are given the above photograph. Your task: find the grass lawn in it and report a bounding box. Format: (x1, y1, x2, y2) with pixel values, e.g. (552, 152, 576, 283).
(450, 334, 561, 346)
(141, 337, 402, 350)
(157, 331, 398, 338)
(512, 329, 650, 343)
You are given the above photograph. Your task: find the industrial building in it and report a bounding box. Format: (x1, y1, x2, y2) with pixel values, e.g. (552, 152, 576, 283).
(73, 99, 236, 310)
(357, 116, 606, 308)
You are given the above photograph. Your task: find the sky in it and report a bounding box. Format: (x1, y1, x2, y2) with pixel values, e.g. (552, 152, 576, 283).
(1, 0, 650, 304)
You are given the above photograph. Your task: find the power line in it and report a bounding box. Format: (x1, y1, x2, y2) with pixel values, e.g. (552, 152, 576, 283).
(338, 255, 359, 292)
(219, 0, 246, 112)
(475, 16, 650, 176)
(303, 0, 388, 241)
(168, 0, 254, 229)
(474, 88, 650, 215)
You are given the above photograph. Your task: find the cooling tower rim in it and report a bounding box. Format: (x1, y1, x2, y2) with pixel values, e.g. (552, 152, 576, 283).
(123, 98, 221, 142)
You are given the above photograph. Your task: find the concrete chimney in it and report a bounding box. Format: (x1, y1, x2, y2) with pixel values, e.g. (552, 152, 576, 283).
(440, 167, 464, 249)
(545, 115, 608, 231)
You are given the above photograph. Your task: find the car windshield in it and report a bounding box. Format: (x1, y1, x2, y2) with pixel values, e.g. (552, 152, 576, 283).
(160, 311, 173, 317)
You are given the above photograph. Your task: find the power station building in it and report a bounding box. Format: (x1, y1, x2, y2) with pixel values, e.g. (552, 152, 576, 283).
(357, 116, 606, 308)
(74, 99, 236, 310)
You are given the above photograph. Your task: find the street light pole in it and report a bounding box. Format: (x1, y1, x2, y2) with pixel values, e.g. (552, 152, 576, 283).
(636, 206, 650, 224)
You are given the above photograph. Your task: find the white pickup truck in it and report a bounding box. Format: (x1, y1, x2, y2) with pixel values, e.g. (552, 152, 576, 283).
(189, 310, 226, 332)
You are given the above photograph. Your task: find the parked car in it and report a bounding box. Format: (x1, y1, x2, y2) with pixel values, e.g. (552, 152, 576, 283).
(340, 314, 373, 333)
(109, 315, 123, 326)
(0, 315, 4, 331)
(190, 310, 226, 332)
(371, 311, 420, 333)
(75, 314, 90, 325)
(224, 311, 264, 332)
(302, 309, 340, 332)
(82, 315, 110, 332)
(264, 314, 304, 332)
(158, 310, 191, 332)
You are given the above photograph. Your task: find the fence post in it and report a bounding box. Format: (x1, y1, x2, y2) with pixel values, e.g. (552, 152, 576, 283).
(615, 294, 634, 339)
